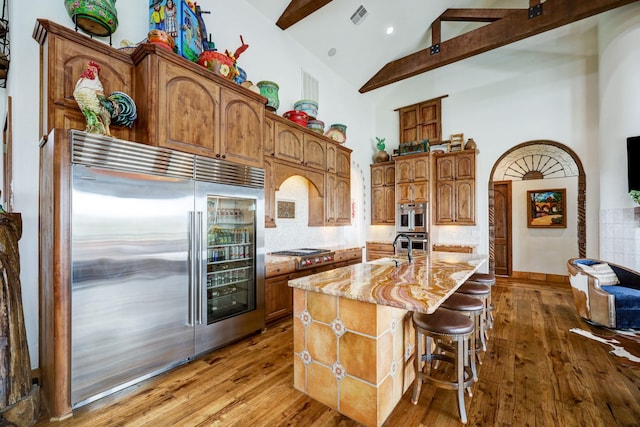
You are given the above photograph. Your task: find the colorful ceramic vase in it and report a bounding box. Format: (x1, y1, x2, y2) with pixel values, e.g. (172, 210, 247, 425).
(293, 99, 318, 120)
(283, 110, 308, 127)
(234, 66, 247, 85)
(197, 51, 237, 80)
(307, 119, 325, 134)
(65, 0, 119, 37)
(256, 81, 279, 112)
(147, 30, 175, 51)
(330, 123, 347, 135)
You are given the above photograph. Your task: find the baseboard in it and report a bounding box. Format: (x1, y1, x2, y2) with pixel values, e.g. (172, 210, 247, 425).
(510, 271, 570, 285)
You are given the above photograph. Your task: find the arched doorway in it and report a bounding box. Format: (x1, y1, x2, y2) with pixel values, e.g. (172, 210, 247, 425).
(488, 140, 586, 275)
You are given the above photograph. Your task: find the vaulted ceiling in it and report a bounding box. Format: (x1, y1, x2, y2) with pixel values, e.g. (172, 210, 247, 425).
(247, 0, 639, 93)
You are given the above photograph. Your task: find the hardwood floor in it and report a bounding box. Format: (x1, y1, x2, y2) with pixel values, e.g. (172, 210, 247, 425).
(35, 279, 640, 426)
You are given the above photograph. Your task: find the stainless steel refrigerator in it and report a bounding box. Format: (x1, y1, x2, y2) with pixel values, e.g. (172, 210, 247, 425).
(69, 131, 265, 407)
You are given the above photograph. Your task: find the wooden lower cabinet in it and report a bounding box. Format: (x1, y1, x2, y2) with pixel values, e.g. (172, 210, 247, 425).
(366, 242, 395, 261)
(432, 244, 474, 253)
(265, 249, 362, 323)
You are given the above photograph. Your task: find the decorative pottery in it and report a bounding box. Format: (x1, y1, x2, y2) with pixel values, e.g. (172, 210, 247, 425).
(283, 110, 308, 127)
(307, 119, 325, 134)
(330, 123, 347, 136)
(464, 138, 477, 150)
(233, 66, 247, 85)
(293, 99, 318, 120)
(147, 30, 175, 51)
(256, 81, 279, 112)
(197, 51, 237, 80)
(374, 150, 390, 163)
(65, 0, 119, 37)
(325, 128, 346, 144)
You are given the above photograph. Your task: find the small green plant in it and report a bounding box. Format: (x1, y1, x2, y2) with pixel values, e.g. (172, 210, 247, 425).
(375, 137, 386, 151)
(631, 190, 640, 204)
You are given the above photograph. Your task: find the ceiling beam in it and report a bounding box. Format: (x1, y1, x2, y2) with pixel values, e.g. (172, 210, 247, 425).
(432, 9, 520, 45)
(360, 0, 639, 93)
(276, 0, 333, 30)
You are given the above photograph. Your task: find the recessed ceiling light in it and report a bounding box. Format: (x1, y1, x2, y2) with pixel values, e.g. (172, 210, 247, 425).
(328, 48, 336, 57)
(386, 26, 394, 35)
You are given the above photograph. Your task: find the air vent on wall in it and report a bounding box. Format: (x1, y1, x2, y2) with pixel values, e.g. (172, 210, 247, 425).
(301, 69, 319, 103)
(350, 5, 368, 26)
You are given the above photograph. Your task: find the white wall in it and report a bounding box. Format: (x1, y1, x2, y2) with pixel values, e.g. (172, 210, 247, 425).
(372, 16, 604, 274)
(512, 177, 578, 275)
(9, 1, 375, 368)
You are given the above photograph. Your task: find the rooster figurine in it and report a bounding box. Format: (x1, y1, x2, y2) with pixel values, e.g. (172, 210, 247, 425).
(73, 61, 137, 136)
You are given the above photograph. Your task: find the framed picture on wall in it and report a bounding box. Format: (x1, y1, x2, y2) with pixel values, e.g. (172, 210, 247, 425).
(527, 189, 567, 228)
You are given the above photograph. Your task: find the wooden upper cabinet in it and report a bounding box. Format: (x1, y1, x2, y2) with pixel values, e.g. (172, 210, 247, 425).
(327, 144, 351, 177)
(155, 58, 220, 155)
(371, 162, 396, 187)
(219, 89, 264, 168)
(395, 154, 429, 183)
(434, 151, 476, 225)
(36, 19, 135, 141)
(396, 96, 445, 144)
(303, 133, 327, 171)
(371, 161, 395, 225)
(274, 121, 304, 164)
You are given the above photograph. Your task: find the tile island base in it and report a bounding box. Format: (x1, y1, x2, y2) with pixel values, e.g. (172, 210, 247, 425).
(289, 253, 487, 426)
(292, 288, 415, 426)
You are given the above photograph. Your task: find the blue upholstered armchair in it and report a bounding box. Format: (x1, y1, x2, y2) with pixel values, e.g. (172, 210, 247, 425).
(567, 258, 640, 329)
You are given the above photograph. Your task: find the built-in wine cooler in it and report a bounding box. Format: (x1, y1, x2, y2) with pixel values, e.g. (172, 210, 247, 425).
(205, 198, 256, 323)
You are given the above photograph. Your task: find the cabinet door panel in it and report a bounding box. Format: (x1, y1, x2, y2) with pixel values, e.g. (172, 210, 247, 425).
(383, 165, 396, 186)
(303, 134, 327, 171)
(455, 180, 475, 224)
(264, 115, 275, 154)
(384, 186, 396, 223)
(396, 160, 414, 183)
(158, 61, 219, 154)
(435, 181, 455, 223)
(413, 157, 429, 181)
(412, 181, 430, 203)
(435, 156, 455, 181)
(265, 274, 293, 323)
(371, 187, 386, 224)
(456, 153, 475, 180)
(220, 90, 263, 168)
(274, 122, 304, 164)
(371, 166, 385, 187)
(335, 147, 351, 177)
(335, 177, 351, 225)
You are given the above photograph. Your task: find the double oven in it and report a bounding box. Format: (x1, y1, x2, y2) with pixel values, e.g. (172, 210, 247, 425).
(395, 203, 429, 253)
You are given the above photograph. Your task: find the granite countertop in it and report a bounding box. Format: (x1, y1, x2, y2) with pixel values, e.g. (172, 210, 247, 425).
(288, 251, 487, 314)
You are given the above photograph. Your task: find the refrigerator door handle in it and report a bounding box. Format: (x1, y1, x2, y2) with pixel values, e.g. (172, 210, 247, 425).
(195, 211, 204, 325)
(188, 211, 195, 327)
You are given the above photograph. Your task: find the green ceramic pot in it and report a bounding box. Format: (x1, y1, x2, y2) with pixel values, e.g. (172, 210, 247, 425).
(256, 81, 279, 112)
(65, 0, 119, 37)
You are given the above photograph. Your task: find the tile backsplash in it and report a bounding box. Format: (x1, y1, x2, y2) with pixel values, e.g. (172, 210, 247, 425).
(600, 207, 640, 270)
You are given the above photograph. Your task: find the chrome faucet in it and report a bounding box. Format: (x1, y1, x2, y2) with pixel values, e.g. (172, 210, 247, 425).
(392, 233, 413, 263)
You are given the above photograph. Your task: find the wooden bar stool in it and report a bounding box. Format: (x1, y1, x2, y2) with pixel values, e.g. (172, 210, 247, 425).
(440, 293, 485, 373)
(411, 308, 475, 424)
(456, 282, 490, 350)
(466, 272, 496, 329)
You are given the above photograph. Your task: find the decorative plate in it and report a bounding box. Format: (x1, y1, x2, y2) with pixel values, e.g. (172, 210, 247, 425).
(325, 128, 346, 144)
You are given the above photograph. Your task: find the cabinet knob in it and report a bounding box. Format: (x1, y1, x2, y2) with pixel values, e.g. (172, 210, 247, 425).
(222, 154, 226, 159)
(216, 153, 221, 158)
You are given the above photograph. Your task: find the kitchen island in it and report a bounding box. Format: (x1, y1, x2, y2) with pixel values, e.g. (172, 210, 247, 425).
(288, 251, 487, 427)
